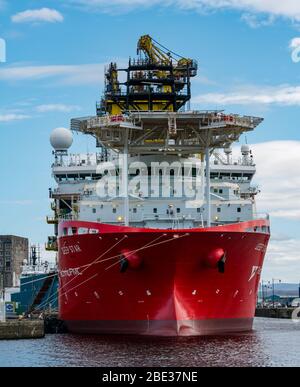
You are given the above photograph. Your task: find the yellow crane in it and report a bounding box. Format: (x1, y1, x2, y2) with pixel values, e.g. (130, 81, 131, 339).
(137, 34, 196, 78)
(99, 35, 198, 115)
(137, 34, 171, 65)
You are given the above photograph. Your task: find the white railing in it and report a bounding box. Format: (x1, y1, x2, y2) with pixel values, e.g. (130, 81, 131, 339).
(86, 115, 133, 129)
(21, 263, 57, 276)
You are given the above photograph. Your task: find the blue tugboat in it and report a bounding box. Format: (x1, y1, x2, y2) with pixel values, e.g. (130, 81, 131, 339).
(11, 246, 58, 316)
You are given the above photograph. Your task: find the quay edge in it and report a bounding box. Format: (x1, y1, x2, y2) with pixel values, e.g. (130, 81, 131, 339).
(0, 320, 44, 340)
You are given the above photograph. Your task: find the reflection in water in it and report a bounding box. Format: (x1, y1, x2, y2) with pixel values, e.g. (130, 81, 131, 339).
(0, 318, 299, 367)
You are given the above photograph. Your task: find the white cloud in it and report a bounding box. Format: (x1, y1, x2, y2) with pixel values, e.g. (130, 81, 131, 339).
(68, 0, 300, 22)
(11, 8, 64, 24)
(262, 238, 300, 282)
(0, 63, 104, 85)
(39, 244, 56, 264)
(240, 141, 300, 221)
(36, 104, 81, 113)
(0, 113, 30, 122)
(240, 13, 275, 28)
(193, 84, 300, 107)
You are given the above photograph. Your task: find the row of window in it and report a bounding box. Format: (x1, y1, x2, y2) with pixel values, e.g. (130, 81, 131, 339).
(217, 207, 242, 213)
(56, 171, 253, 181)
(0, 251, 11, 257)
(213, 189, 224, 194)
(0, 243, 11, 250)
(0, 261, 11, 269)
(62, 227, 99, 236)
(90, 206, 243, 214)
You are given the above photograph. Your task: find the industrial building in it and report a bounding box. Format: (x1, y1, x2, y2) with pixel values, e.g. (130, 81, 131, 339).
(0, 235, 28, 290)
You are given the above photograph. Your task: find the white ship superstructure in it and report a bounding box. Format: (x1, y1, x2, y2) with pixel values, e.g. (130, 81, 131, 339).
(47, 123, 265, 250)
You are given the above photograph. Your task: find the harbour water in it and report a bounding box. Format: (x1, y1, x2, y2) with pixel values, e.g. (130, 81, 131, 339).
(0, 318, 299, 367)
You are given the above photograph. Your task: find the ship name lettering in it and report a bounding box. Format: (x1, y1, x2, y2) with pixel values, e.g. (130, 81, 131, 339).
(255, 243, 266, 252)
(60, 267, 82, 277)
(61, 244, 82, 255)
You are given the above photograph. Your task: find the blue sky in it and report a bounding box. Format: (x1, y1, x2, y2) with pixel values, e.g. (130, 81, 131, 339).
(0, 0, 300, 281)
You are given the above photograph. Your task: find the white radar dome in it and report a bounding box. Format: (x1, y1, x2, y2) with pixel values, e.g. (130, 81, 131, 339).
(50, 127, 73, 151)
(241, 144, 250, 154)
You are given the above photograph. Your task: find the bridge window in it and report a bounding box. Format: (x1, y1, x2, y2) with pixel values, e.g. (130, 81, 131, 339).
(192, 168, 196, 177)
(78, 228, 88, 235)
(220, 173, 230, 179)
(153, 208, 157, 214)
(243, 174, 253, 181)
(237, 208, 241, 213)
(89, 229, 99, 234)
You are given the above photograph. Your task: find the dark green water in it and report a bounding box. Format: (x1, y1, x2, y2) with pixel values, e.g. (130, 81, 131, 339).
(0, 318, 299, 367)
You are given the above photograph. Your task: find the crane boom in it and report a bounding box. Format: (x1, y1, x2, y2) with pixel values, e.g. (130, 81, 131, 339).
(137, 35, 171, 64)
(137, 34, 196, 76)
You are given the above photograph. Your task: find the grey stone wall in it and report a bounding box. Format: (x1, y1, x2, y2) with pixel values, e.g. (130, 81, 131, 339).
(0, 320, 44, 339)
(0, 236, 29, 288)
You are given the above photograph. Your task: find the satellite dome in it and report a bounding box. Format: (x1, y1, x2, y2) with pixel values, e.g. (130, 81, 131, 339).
(241, 144, 250, 154)
(50, 127, 73, 151)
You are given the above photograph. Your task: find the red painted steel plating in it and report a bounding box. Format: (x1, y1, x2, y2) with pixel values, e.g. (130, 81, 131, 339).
(58, 219, 270, 336)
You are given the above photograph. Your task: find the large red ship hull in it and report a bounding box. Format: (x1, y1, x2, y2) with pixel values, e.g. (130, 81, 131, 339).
(58, 220, 269, 336)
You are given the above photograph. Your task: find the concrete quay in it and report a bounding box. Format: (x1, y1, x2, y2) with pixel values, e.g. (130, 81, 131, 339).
(0, 320, 44, 340)
(255, 307, 297, 319)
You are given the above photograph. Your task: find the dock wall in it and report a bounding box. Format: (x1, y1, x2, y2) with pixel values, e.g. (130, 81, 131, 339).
(255, 308, 296, 319)
(0, 320, 44, 340)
